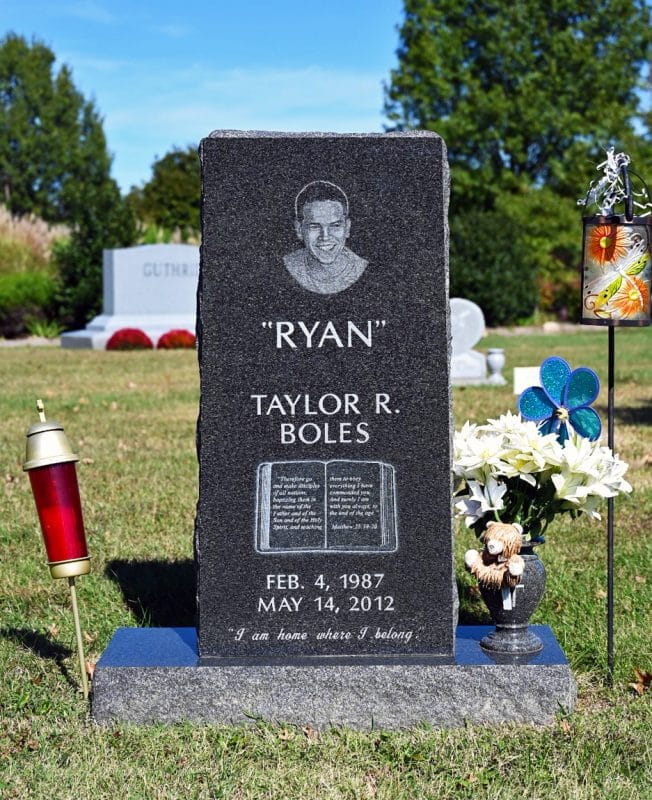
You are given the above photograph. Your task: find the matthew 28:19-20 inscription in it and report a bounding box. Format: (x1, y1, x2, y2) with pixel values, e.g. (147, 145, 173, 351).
(196, 131, 454, 664)
(255, 459, 397, 554)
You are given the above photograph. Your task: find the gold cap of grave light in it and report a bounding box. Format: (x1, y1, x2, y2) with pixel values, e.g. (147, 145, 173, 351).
(23, 400, 79, 471)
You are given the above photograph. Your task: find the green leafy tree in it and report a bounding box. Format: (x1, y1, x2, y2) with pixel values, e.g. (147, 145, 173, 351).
(0, 33, 136, 326)
(386, 0, 651, 206)
(127, 146, 200, 239)
(55, 174, 136, 329)
(385, 1, 652, 322)
(449, 209, 539, 325)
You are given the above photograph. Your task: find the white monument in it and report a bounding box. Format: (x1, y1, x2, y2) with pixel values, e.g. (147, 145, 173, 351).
(513, 367, 541, 395)
(61, 244, 199, 349)
(450, 297, 486, 384)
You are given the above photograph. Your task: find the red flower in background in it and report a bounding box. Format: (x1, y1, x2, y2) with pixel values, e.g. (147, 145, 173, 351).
(157, 329, 196, 349)
(106, 328, 153, 350)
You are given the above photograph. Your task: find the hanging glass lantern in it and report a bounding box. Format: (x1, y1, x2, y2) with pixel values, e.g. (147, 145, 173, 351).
(580, 153, 651, 326)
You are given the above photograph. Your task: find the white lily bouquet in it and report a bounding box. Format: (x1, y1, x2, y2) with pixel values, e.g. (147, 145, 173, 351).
(456, 356, 633, 627)
(453, 410, 632, 540)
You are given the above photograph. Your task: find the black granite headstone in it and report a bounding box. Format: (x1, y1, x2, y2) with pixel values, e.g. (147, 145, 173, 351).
(196, 131, 453, 665)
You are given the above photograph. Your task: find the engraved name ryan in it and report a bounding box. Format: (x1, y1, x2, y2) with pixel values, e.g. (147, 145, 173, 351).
(261, 319, 386, 349)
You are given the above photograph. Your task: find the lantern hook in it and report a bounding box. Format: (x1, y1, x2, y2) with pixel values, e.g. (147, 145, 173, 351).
(620, 162, 633, 222)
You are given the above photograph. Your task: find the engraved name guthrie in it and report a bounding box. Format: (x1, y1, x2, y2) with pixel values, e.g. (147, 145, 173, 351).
(283, 180, 368, 295)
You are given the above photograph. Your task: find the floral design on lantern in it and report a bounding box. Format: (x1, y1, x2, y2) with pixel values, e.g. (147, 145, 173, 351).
(608, 275, 650, 318)
(583, 234, 650, 322)
(518, 356, 601, 444)
(587, 224, 629, 267)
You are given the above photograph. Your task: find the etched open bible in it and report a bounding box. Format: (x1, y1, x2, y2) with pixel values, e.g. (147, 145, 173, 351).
(255, 460, 398, 553)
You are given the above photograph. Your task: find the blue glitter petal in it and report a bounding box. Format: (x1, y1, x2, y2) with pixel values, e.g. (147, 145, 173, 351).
(564, 367, 600, 409)
(569, 407, 602, 441)
(540, 356, 571, 406)
(538, 416, 558, 436)
(518, 386, 556, 421)
(558, 421, 570, 445)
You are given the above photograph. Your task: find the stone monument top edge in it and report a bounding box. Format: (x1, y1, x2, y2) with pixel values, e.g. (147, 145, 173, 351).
(204, 129, 445, 141)
(105, 243, 199, 257)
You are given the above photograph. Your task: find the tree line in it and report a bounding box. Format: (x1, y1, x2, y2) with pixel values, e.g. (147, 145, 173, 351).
(385, 0, 651, 323)
(1, 3, 650, 329)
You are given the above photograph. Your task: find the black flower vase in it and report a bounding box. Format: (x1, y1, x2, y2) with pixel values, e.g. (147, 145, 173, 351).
(479, 538, 546, 656)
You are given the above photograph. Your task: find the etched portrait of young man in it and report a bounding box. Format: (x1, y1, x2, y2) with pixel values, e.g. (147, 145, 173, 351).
(283, 180, 368, 295)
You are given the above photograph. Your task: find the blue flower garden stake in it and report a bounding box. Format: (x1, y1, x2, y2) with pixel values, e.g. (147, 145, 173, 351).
(518, 356, 602, 443)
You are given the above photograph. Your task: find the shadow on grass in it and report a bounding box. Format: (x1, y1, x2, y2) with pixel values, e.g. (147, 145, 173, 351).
(456, 579, 491, 625)
(1, 627, 77, 687)
(105, 559, 196, 627)
(595, 401, 652, 426)
(614, 403, 652, 426)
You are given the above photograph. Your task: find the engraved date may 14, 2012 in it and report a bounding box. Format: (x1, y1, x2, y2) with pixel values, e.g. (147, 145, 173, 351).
(257, 573, 395, 614)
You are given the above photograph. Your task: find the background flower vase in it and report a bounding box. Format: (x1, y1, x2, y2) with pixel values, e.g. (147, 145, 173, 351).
(478, 535, 546, 656)
(486, 348, 507, 385)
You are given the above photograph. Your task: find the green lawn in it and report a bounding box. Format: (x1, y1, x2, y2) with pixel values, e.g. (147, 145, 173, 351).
(1, 330, 651, 799)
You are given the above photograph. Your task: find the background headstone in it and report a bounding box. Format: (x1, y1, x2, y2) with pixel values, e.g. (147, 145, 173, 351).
(196, 131, 455, 664)
(513, 366, 542, 395)
(60, 244, 198, 349)
(450, 298, 486, 384)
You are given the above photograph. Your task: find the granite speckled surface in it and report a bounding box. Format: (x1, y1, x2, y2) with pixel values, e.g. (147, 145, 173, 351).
(91, 626, 576, 728)
(197, 131, 455, 663)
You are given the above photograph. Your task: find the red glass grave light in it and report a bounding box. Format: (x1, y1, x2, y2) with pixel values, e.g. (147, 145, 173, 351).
(24, 401, 90, 577)
(23, 399, 90, 698)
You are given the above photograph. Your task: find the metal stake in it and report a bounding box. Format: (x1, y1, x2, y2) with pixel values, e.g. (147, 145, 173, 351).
(607, 327, 615, 685)
(68, 577, 89, 699)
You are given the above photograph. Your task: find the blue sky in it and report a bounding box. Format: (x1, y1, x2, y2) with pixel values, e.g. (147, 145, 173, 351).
(3, 1, 405, 192)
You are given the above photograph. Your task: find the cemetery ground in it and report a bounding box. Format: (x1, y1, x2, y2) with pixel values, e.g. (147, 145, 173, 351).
(1, 329, 650, 800)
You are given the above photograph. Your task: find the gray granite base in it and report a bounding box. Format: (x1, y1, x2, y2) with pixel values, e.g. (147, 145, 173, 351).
(91, 626, 575, 728)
